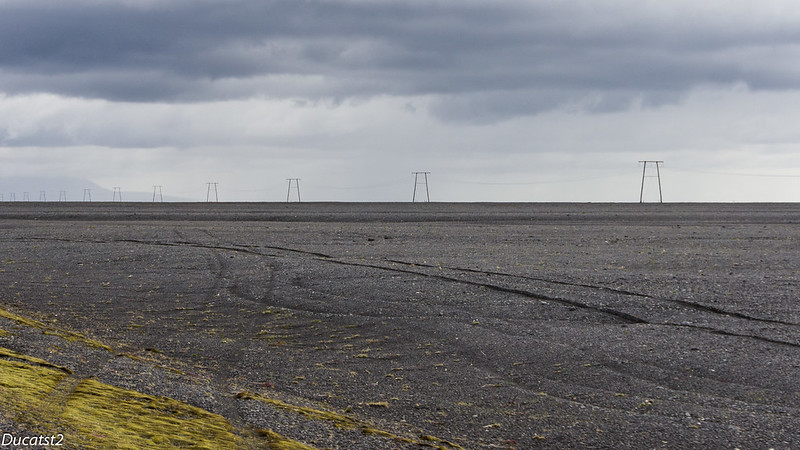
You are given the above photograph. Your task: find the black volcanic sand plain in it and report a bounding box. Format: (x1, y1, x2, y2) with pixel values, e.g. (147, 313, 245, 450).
(0, 202, 798, 449)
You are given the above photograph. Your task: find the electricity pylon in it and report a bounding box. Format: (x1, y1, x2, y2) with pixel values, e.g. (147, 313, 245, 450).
(639, 161, 663, 203)
(153, 185, 163, 202)
(286, 178, 301, 202)
(412, 172, 430, 202)
(206, 182, 219, 202)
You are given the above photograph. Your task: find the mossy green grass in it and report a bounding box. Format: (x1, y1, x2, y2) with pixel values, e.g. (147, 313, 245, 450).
(0, 306, 314, 449)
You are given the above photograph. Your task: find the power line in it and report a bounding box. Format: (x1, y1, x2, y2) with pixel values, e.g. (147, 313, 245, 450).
(438, 172, 630, 186)
(314, 180, 406, 190)
(671, 168, 800, 178)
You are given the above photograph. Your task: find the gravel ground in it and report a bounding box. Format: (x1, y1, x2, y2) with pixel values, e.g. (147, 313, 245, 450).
(0, 202, 798, 449)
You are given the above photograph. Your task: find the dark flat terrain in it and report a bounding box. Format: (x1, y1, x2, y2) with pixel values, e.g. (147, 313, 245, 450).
(1, 202, 799, 448)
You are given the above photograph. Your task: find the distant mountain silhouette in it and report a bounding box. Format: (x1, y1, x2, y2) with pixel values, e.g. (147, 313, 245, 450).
(0, 177, 185, 202)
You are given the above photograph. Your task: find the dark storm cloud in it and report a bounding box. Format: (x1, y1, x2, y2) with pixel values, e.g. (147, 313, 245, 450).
(2, 0, 800, 117)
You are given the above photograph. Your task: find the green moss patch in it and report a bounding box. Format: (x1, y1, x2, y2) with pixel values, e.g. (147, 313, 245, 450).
(0, 348, 312, 449)
(0, 307, 46, 329)
(256, 429, 317, 450)
(0, 307, 113, 352)
(62, 378, 242, 449)
(0, 359, 69, 421)
(237, 391, 359, 429)
(0, 346, 72, 374)
(237, 391, 463, 449)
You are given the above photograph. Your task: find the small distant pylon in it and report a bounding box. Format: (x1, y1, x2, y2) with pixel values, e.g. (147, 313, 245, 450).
(206, 182, 219, 202)
(638, 161, 663, 203)
(153, 185, 163, 202)
(59, 191, 67, 201)
(22, 192, 29, 201)
(39, 191, 46, 202)
(83, 189, 92, 202)
(412, 171, 431, 202)
(286, 178, 301, 202)
(112, 187, 122, 202)
(8, 193, 15, 202)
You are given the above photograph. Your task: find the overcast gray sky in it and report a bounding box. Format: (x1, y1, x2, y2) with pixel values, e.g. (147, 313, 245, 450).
(2, 0, 800, 202)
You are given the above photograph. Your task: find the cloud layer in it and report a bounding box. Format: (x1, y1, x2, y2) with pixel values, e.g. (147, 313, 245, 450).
(1, 0, 800, 201)
(4, 1, 800, 112)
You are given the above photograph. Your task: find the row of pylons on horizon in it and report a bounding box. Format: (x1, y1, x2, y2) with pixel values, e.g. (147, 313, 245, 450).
(2, 162, 665, 203)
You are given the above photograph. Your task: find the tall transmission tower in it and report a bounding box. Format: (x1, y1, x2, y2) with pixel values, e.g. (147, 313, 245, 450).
(8, 193, 15, 201)
(112, 187, 122, 202)
(39, 191, 46, 202)
(83, 189, 92, 202)
(206, 182, 219, 202)
(412, 172, 431, 202)
(639, 160, 663, 203)
(22, 192, 29, 201)
(153, 185, 163, 202)
(59, 191, 67, 202)
(286, 178, 301, 202)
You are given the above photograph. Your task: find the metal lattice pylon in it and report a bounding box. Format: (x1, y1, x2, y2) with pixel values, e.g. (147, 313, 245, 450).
(412, 172, 430, 202)
(286, 178, 301, 202)
(638, 161, 663, 203)
(206, 182, 219, 202)
(153, 185, 163, 202)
